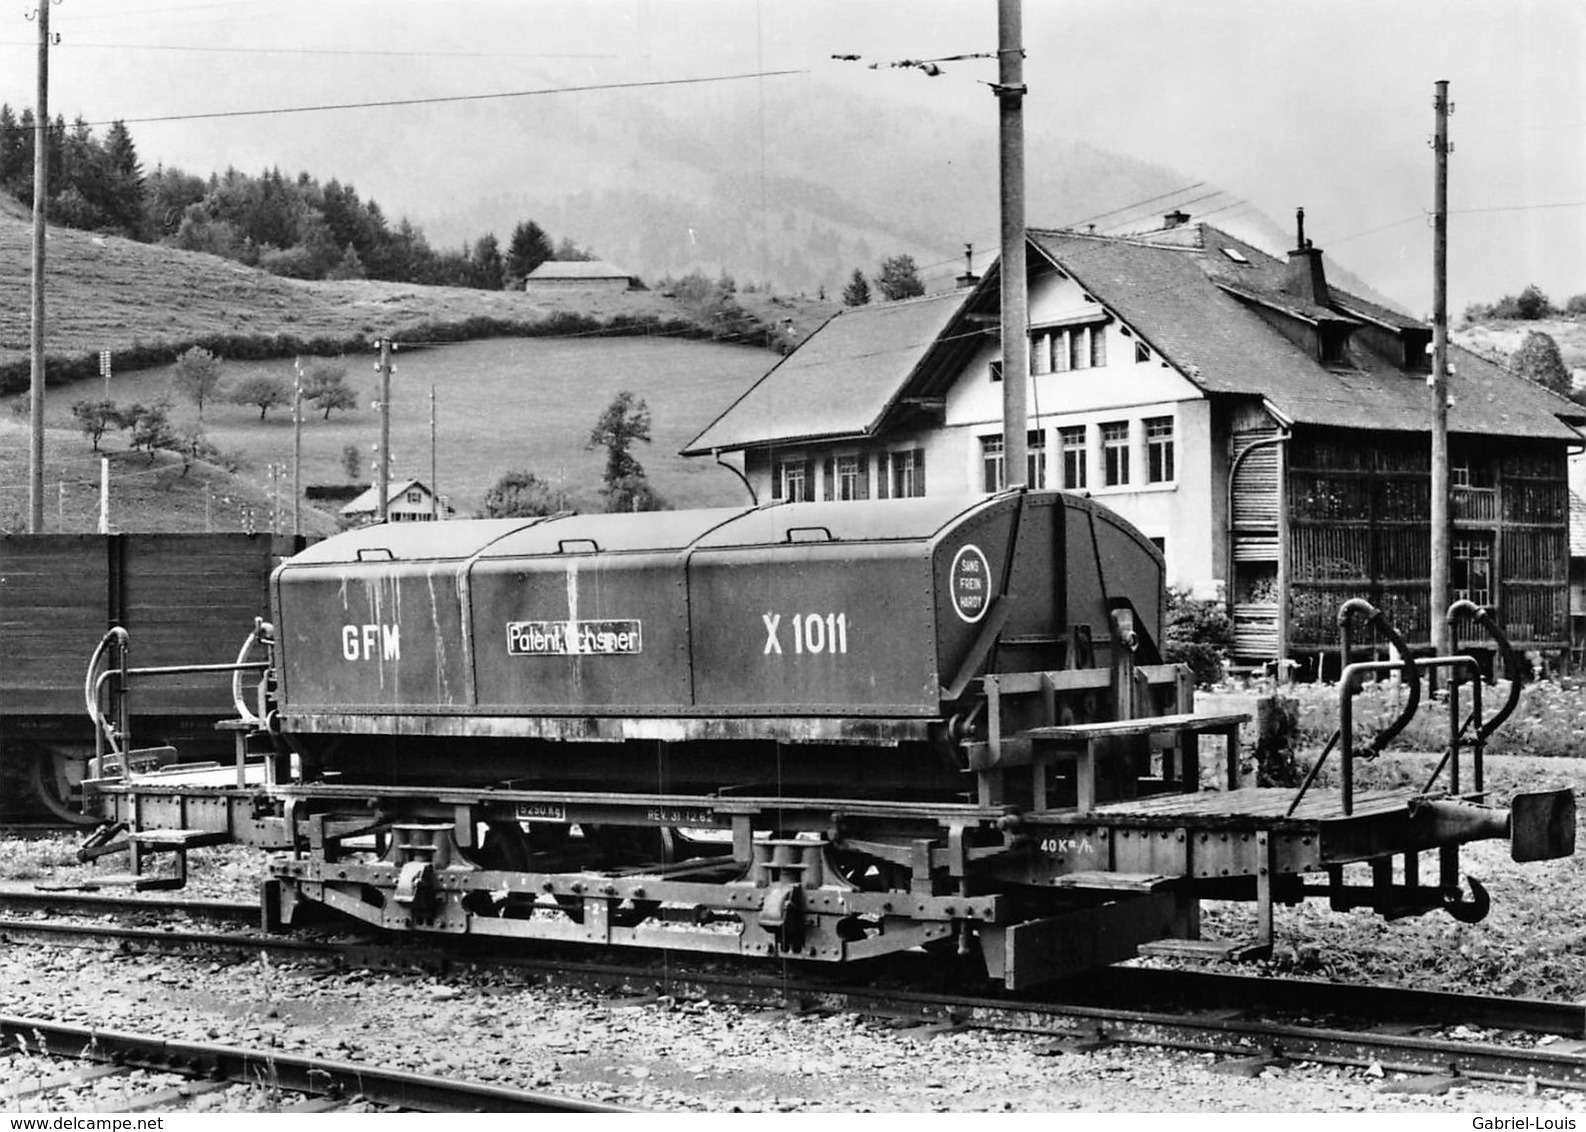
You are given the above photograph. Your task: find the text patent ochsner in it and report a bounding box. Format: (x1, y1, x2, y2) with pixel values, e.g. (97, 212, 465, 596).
(507, 619, 643, 656)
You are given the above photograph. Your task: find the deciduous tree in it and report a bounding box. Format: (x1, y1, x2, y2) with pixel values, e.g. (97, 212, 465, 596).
(471, 233, 504, 290)
(480, 470, 569, 518)
(1512, 330, 1572, 396)
(231, 374, 292, 420)
(302, 362, 357, 420)
(70, 399, 128, 451)
(124, 402, 177, 460)
(587, 391, 653, 511)
(170, 347, 224, 421)
(875, 254, 924, 301)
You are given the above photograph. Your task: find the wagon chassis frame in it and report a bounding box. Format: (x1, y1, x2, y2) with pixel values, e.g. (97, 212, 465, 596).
(89, 755, 1562, 990)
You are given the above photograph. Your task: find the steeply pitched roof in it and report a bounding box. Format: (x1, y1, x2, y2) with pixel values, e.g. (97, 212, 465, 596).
(682, 290, 969, 455)
(1028, 226, 1583, 441)
(683, 223, 1584, 454)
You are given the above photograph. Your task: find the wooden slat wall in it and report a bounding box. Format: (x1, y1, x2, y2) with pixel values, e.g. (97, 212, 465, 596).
(121, 535, 286, 714)
(1, 534, 294, 719)
(1230, 428, 1283, 659)
(1282, 433, 1570, 651)
(1230, 430, 1281, 529)
(0, 536, 111, 715)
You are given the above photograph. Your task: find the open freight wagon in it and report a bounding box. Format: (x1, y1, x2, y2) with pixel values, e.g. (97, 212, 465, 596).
(0, 534, 300, 821)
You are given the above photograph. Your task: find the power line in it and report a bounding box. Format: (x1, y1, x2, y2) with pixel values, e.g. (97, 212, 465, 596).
(1095, 189, 1235, 235)
(1060, 182, 1208, 232)
(1329, 199, 1586, 247)
(57, 69, 807, 130)
(906, 183, 1219, 281)
(0, 39, 619, 60)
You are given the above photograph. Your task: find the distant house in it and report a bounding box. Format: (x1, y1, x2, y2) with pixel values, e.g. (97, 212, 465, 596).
(340, 479, 453, 525)
(684, 213, 1586, 670)
(523, 260, 643, 293)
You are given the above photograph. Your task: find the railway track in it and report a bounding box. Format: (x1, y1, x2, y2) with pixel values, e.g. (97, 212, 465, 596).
(1, 886, 1582, 1096)
(0, 1014, 630, 1113)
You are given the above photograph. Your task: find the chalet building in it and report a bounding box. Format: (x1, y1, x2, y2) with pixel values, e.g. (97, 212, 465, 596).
(683, 214, 1586, 669)
(339, 479, 453, 526)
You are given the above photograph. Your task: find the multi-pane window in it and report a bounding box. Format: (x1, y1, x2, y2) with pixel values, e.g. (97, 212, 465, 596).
(1059, 426, 1086, 490)
(775, 458, 813, 502)
(1101, 421, 1130, 486)
(1453, 538, 1492, 606)
(836, 454, 867, 500)
(891, 448, 925, 498)
(1027, 429, 1047, 489)
(1029, 322, 1110, 376)
(981, 431, 1047, 491)
(1144, 416, 1175, 484)
(980, 435, 1005, 492)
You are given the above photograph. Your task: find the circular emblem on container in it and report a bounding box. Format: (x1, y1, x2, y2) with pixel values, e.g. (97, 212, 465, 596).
(949, 544, 992, 624)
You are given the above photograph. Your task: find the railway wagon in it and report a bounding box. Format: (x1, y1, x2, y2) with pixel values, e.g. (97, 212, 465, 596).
(87, 491, 1575, 988)
(0, 533, 301, 821)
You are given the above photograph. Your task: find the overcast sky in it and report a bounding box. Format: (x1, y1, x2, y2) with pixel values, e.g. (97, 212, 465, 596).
(2, 0, 1582, 313)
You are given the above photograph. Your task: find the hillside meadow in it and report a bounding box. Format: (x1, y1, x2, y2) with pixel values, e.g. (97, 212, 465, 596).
(18, 335, 774, 522)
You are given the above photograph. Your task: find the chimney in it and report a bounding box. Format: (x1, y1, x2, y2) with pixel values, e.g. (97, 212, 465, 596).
(955, 242, 980, 288)
(1163, 209, 1190, 229)
(1283, 206, 1330, 306)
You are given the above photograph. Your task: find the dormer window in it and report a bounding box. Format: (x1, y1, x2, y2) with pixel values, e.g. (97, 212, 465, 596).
(1320, 325, 1351, 366)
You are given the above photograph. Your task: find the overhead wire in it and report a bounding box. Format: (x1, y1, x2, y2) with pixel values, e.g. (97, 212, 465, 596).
(0, 40, 620, 60)
(0, 69, 809, 133)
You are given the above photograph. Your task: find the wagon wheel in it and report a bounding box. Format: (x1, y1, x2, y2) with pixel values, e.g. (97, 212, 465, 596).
(27, 744, 97, 827)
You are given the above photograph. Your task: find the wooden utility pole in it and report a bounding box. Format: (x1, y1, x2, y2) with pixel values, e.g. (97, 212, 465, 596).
(997, 0, 1028, 489)
(429, 385, 438, 521)
(292, 361, 303, 536)
(376, 338, 393, 523)
(27, 0, 53, 532)
(1430, 80, 1452, 658)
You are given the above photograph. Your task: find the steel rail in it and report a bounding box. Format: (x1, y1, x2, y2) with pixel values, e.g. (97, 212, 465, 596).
(0, 884, 258, 922)
(0, 1013, 630, 1113)
(1, 899, 1583, 1092)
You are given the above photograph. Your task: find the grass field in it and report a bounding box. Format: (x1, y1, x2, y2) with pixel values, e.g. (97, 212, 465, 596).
(15, 334, 774, 524)
(0, 203, 838, 530)
(0, 207, 716, 375)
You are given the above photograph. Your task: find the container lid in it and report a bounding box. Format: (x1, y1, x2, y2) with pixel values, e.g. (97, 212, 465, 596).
(284, 517, 545, 565)
(477, 507, 754, 558)
(693, 495, 999, 550)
